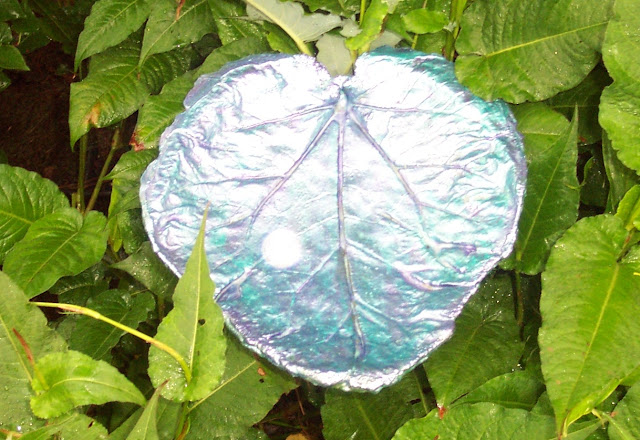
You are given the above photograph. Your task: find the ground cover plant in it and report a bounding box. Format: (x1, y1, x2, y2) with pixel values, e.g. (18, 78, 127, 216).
(0, 0, 639, 439)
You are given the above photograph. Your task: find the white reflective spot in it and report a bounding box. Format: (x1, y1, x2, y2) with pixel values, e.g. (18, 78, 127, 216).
(261, 228, 303, 269)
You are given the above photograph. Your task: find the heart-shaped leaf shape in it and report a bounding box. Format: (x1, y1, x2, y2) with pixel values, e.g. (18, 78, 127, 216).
(140, 47, 526, 391)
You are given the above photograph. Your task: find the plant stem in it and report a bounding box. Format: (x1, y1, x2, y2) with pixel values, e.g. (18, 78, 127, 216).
(32, 301, 192, 383)
(443, 0, 467, 60)
(359, 0, 366, 24)
(85, 125, 122, 213)
(76, 134, 88, 211)
(411, 0, 429, 50)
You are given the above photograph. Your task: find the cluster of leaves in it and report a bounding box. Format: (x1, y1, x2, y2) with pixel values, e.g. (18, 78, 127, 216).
(0, 0, 639, 439)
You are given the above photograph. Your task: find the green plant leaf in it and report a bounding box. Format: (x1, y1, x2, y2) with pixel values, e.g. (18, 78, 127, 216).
(105, 149, 158, 181)
(0, 0, 24, 21)
(125, 383, 164, 440)
(109, 397, 181, 440)
(0, 164, 69, 264)
(139, 0, 214, 65)
(70, 289, 155, 361)
(30, 350, 146, 418)
(187, 336, 296, 439)
(245, 0, 341, 52)
(316, 33, 353, 76)
(507, 104, 579, 274)
(546, 65, 611, 145)
(401, 9, 447, 34)
(0, 271, 66, 430)
(322, 372, 427, 440)
(614, 185, 640, 231)
(539, 215, 640, 433)
(599, 0, 640, 173)
(345, 0, 388, 51)
(3, 208, 107, 298)
(608, 382, 640, 440)
(455, 0, 613, 103)
(51, 263, 110, 306)
(112, 242, 178, 299)
(148, 214, 226, 401)
(0, 44, 29, 70)
(393, 403, 556, 440)
(424, 276, 523, 408)
(207, 0, 266, 45)
(603, 133, 640, 213)
(27, 0, 84, 52)
(69, 38, 197, 147)
(20, 413, 109, 440)
(296, 0, 360, 15)
(75, 0, 152, 70)
(454, 371, 545, 411)
(197, 36, 270, 75)
(113, 209, 148, 254)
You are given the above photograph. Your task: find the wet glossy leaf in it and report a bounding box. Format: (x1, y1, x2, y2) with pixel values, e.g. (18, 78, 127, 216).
(51, 264, 110, 306)
(125, 384, 163, 440)
(402, 9, 447, 34)
(0, 44, 29, 70)
(187, 337, 296, 440)
(148, 215, 226, 401)
(345, 0, 388, 51)
(608, 383, 640, 440)
(207, 0, 266, 45)
(393, 403, 556, 440)
(0, 164, 69, 263)
(456, 0, 613, 103)
(506, 104, 579, 274)
(296, 0, 360, 15)
(140, 47, 526, 390)
(454, 371, 545, 411)
(539, 215, 640, 433)
(424, 276, 523, 407)
(20, 413, 108, 440)
(603, 133, 640, 212)
(4, 209, 107, 298)
(30, 350, 146, 418)
(74, 0, 152, 70)
(0, 271, 66, 431)
(112, 241, 178, 299)
(599, 0, 640, 173)
(140, 0, 213, 65)
(322, 373, 427, 440)
(70, 289, 155, 361)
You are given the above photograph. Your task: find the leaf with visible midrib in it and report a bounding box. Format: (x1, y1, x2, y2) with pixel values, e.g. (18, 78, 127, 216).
(30, 350, 146, 418)
(0, 164, 68, 264)
(455, 0, 614, 103)
(539, 215, 640, 433)
(599, 0, 640, 173)
(0, 272, 66, 430)
(3, 208, 107, 298)
(148, 213, 226, 402)
(187, 336, 296, 440)
(508, 104, 579, 275)
(125, 384, 164, 440)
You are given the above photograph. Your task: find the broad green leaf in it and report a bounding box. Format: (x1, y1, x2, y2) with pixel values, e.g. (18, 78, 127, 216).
(393, 403, 556, 440)
(296, 0, 360, 15)
(27, 0, 84, 52)
(20, 413, 108, 440)
(599, 0, 640, 173)
(316, 33, 352, 76)
(113, 209, 148, 254)
(207, 0, 266, 45)
(51, 263, 110, 306)
(539, 215, 640, 433)
(345, 0, 388, 51)
(401, 9, 447, 34)
(614, 185, 640, 231)
(30, 350, 146, 418)
(139, 0, 214, 65)
(69, 38, 198, 147)
(454, 371, 545, 411)
(0, 0, 24, 21)
(455, 0, 614, 103)
(580, 153, 608, 209)
(608, 383, 640, 440)
(322, 372, 427, 440)
(0, 271, 66, 430)
(3, 208, 107, 298)
(112, 242, 178, 299)
(134, 37, 269, 149)
(110, 397, 181, 440)
(125, 384, 164, 440)
(507, 104, 579, 274)
(75, 0, 152, 70)
(546, 65, 611, 144)
(603, 133, 640, 213)
(0, 164, 69, 263)
(265, 25, 298, 54)
(187, 336, 296, 440)
(0, 23, 11, 43)
(105, 149, 158, 181)
(245, 0, 341, 48)
(424, 276, 523, 408)
(70, 289, 155, 361)
(148, 215, 225, 401)
(0, 44, 28, 70)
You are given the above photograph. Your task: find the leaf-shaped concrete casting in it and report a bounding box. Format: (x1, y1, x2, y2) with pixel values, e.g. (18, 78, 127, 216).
(140, 47, 526, 391)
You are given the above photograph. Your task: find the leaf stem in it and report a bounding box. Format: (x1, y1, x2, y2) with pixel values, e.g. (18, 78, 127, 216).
(85, 125, 122, 213)
(76, 134, 88, 211)
(31, 301, 192, 383)
(243, 0, 313, 56)
(411, 0, 429, 50)
(359, 0, 366, 24)
(443, 0, 467, 60)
